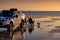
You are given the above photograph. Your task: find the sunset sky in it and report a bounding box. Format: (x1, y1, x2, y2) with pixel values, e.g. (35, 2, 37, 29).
(0, 0, 60, 11)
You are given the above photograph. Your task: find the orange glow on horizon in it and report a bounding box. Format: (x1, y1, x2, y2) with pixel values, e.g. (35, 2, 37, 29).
(0, 0, 60, 11)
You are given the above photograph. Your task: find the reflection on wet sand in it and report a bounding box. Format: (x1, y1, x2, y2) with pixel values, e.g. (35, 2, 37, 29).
(51, 18, 60, 20)
(40, 21, 55, 23)
(1, 17, 60, 40)
(55, 26, 60, 28)
(46, 25, 52, 27)
(48, 26, 60, 33)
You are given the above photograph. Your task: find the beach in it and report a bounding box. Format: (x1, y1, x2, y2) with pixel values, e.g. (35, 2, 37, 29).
(0, 16, 60, 40)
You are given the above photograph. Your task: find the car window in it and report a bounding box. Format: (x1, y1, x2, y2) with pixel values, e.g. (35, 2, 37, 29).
(0, 12, 13, 17)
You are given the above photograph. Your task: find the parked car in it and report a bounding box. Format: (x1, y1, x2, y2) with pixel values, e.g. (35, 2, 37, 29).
(0, 8, 26, 39)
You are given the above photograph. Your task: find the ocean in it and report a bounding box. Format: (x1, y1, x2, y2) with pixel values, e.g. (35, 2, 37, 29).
(0, 11, 60, 17)
(24, 11, 60, 17)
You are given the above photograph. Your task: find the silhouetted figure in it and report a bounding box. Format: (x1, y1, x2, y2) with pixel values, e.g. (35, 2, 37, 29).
(19, 19, 25, 38)
(28, 17, 33, 24)
(28, 17, 34, 32)
(37, 22, 40, 28)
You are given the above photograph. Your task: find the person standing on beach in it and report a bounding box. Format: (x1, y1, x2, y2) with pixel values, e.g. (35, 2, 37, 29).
(19, 19, 25, 38)
(28, 17, 33, 24)
(28, 17, 34, 34)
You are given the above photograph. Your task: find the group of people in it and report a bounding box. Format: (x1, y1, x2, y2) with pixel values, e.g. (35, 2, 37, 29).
(19, 17, 40, 38)
(19, 17, 34, 38)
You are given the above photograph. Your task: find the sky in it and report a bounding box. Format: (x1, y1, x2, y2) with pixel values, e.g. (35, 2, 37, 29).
(0, 0, 60, 11)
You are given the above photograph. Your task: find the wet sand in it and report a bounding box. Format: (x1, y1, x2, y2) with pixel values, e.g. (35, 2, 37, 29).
(1, 16, 60, 40)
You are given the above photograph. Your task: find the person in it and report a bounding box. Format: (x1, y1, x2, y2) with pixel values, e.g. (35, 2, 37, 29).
(28, 17, 33, 24)
(28, 17, 34, 33)
(28, 17, 33, 34)
(19, 19, 25, 38)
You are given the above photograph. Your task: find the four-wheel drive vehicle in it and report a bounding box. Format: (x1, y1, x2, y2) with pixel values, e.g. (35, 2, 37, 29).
(0, 9, 25, 39)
